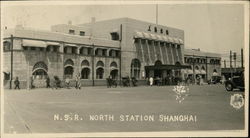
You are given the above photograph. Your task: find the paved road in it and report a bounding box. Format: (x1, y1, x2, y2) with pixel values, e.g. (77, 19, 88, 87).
(3, 84, 245, 133)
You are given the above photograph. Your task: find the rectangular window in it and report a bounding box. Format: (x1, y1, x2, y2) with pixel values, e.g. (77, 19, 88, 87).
(3, 42, 10, 51)
(53, 47, 58, 52)
(88, 48, 92, 55)
(116, 51, 120, 57)
(110, 32, 119, 41)
(46, 46, 50, 52)
(72, 47, 77, 54)
(80, 31, 85, 36)
(134, 38, 139, 43)
(102, 49, 107, 56)
(166, 30, 169, 35)
(23, 47, 28, 51)
(184, 57, 187, 63)
(69, 29, 75, 35)
(31, 47, 36, 50)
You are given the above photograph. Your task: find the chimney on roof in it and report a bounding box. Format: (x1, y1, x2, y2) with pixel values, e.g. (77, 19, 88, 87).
(68, 20, 72, 25)
(91, 17, 96, 23)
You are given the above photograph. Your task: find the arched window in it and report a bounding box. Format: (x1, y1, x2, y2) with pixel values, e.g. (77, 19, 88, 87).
(81, 68, 90, 79)
(81, 60, 89, 67)
(131, 59, 141, 79)
(96, 68, 104, 79)
(96, 61, 104, 67)
(64, 59, 74, 79)
(64, 59, 74, 66)
(32, 61, 48, 80)
(110, 61, 118, 79)
(110, 69, 118, 79)
(175, 61, 181, 66)
(155, 60, 162, 66)
(110, 61, 118, 68)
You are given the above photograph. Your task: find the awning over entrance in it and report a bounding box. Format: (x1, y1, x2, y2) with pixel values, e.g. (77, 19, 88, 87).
(22, 39, 47, 48)
(201, 70, 206, 74)
(134, 31, 183, 44)
(145, 64, 191, 70)
(195, 70, 201, 74)
(65, 43, 77, 47)
(46, 41, 60, 46)
(187, 69, 193, 74)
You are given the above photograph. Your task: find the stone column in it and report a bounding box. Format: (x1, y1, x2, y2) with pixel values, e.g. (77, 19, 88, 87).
(170, 43, 175, 65)
(139, 39, 145, 63)
(175, 44, 179, 62)
(164, 43, 169, 64)
(153, 41, 157, 61)
(146, 40, 152, 64)
(158, 42, 164, 63)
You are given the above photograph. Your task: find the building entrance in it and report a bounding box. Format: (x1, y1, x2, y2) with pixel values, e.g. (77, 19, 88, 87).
(154, 69, 162, 78)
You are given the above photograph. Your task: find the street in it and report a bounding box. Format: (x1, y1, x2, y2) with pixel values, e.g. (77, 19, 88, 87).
(3, 84, 245, 133)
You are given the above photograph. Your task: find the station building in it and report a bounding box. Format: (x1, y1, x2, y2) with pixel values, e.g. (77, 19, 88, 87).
(2, 18, 221, 88)
(183, 48, 221, 83)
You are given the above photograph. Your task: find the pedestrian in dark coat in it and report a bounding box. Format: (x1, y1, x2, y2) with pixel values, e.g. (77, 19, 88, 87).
(30, 77, 34, 89)
(46, 76, 50, 88)
(14, 77, 20, 89)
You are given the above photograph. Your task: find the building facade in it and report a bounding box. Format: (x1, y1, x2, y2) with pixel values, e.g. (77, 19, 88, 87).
(183, 49, 221, 83)
(2, 18, 221, 88)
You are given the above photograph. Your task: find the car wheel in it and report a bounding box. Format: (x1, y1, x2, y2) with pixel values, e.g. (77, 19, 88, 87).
(225, 83, 233, 91)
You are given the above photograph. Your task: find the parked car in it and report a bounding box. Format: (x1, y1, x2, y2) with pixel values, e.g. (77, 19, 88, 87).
(225, 71, 244, 91)
(208, 76, 222, 84)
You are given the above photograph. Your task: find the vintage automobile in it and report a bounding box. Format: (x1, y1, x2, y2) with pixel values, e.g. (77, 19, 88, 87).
(225, 71, 244, 91)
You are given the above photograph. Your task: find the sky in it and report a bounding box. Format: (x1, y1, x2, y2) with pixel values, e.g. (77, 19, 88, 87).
(1, 2, 246, 67)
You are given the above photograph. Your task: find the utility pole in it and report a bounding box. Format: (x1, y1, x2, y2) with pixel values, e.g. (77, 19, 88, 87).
(230, 50, 233, 77)
(224, 60, 226, 68)
(119, 24, 122, 86)
(241, 48, 243, 68)
(92, 44, 95, 86)
(156, 4, 158, 25)
(10, 35, 13, 89)
(233, 52, 237, 71)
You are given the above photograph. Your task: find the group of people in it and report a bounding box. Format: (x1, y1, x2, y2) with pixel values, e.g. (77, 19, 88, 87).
(12, 73, 210, 90)
(147, 75, 182, 86)
(106, 76, 117, 88)
(50, 74, 81, 89)
(13, 73, 82, 90)
(121, 76, 138, 87)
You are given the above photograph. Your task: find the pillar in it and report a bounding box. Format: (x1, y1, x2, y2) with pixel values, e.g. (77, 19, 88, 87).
(146, 40, 152, 64)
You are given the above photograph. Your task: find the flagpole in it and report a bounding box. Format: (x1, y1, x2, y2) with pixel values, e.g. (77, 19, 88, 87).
(156, 4, 158, 25)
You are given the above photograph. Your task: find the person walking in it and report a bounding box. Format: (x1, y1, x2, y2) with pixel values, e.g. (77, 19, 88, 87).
(149, 76, 154, 87)
(46, 76, 50, 88)
(65, 77, 70, 89)
(75, 73, 81, 90)
(14, 77, 20, 89)
(30, 77, 34, 89)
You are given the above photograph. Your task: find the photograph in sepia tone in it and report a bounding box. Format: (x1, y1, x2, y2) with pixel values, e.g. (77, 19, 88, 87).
(1, 2, 247, 137)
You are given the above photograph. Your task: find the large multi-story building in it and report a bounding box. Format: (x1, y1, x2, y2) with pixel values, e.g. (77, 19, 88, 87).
(2, 18, 221, 88)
